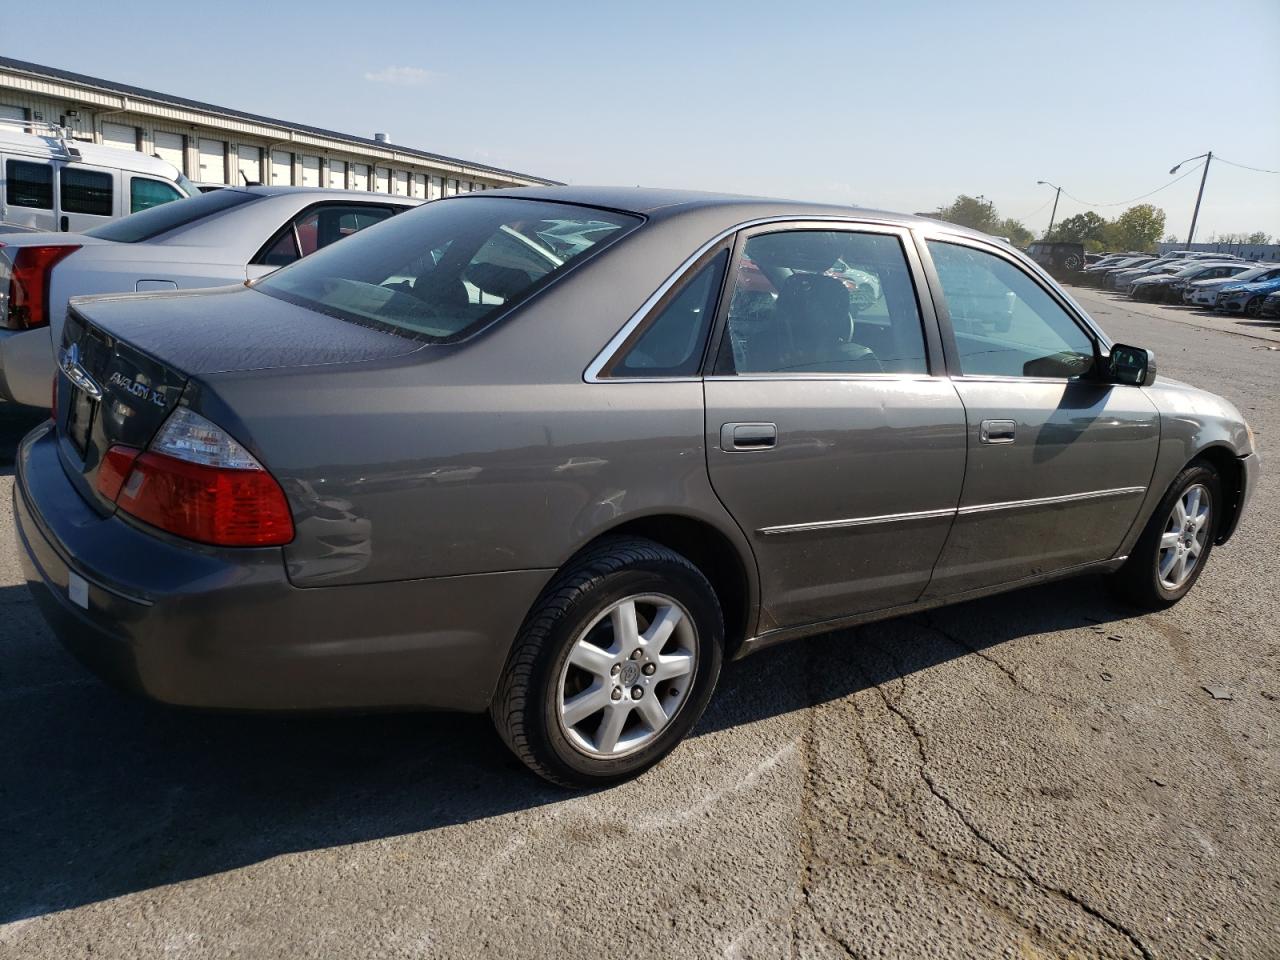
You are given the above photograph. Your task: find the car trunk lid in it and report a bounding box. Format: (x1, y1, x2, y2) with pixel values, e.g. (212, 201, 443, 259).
(55, 285, 423, 512)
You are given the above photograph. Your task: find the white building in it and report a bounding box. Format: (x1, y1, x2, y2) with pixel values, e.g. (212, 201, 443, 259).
(0, 56, 559, 198)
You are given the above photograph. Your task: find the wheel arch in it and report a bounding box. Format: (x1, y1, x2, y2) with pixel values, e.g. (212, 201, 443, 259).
(1191, 444, 1246, 544)
(565, 512, 758, 659)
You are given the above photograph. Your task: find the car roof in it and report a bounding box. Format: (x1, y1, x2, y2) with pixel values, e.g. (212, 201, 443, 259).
(0, 130, 182, 178)
(470, 184, 994, 240)
(214, 185, 424, 204)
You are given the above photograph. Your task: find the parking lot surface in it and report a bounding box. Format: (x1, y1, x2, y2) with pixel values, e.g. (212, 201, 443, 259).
(1, 288, 1276, 960)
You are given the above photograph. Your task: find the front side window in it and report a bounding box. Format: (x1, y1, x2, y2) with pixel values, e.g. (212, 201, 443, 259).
(716, 229, 928, 375)
(60, 167, 113, 216)
(607, 250, 728, 378)
(130, 176, 183, 213)
(257, 197, 641, 343)
(5, 160, 53, 209)
(927, 240, 1096, 379)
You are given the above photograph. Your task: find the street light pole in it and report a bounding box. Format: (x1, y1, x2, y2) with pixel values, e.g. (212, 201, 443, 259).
(1036, 180, 1063, 238)
(1169, 151, 1213, 250)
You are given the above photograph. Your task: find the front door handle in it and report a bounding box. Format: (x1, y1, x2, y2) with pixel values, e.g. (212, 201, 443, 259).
(721, 422, 777, 451)
(980, 419, 1016, 444)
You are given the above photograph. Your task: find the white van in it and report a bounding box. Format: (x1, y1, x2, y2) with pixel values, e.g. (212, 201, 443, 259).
(0, 119, 199, 234)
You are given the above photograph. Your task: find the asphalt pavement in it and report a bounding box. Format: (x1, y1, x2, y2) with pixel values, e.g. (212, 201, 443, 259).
(1, 289, 1276, 959)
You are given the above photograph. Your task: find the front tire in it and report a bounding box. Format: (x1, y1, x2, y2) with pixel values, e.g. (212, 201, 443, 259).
(1245, 296, 1263, 319)
(491, 538, 724, 788)
(1110, 462, 1220, 609)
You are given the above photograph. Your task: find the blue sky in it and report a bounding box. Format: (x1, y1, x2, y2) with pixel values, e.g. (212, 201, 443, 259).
(4, 0, 1278, 236)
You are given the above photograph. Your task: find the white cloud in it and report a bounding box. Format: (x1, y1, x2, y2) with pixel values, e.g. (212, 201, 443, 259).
(363, 66, 435, 87)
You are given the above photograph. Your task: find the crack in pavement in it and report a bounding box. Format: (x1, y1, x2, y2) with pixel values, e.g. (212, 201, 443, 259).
(910, 613, 1069, 706)
(859, 654, 1155, 960)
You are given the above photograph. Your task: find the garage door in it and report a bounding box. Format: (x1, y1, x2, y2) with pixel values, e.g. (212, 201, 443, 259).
(394, 170, 409, 196)
(375, 167, 391, 194)
(198, 138, 226, 183)
(0, 104, 24, 121)
(301, 155, 320, 187)
(328, 159, 347, 189)
(271, 150, 292, 185)
(154, 131, 185, 172)
(102, 122, 137, 152)
(412, 173, 426, 198)
(351, 163, 369, 191)
(238, 145, 262, 185)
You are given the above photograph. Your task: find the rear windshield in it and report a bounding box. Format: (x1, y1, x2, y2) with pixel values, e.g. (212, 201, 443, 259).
(85, 188, 258, 242)
(255, 197, 642, 343)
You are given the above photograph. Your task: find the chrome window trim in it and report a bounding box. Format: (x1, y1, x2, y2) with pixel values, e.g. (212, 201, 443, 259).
(757, 486, 1146, 536)
(584, 214, 917, 383)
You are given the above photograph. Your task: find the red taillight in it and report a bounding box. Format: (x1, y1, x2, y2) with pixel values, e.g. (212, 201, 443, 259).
(95, 444, 143, 501)
(113, 451, 294, 547)
(5, 244, 80, 330)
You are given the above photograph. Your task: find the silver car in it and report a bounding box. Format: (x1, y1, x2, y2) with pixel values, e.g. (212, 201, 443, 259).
(14, 187, 1259, 788)
(0, 186, 420, 407)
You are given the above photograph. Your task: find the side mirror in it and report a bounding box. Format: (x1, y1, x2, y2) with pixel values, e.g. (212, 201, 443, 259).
(1108, 343, 1157, 386)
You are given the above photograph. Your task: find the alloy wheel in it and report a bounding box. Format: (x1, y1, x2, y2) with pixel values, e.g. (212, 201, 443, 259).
(1157, 484, 1211, 591)
(556, 594, 698, 758)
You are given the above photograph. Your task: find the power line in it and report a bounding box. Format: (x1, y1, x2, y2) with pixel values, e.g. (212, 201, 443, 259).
(1058, 162, 1205, 209)
(1215, 156, 1280, 175)
(1013, 196, 1054, 223)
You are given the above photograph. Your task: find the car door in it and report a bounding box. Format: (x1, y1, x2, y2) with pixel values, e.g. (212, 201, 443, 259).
(246, 202, 401, 279)
(58, 162, 119, 232)
(702, 223, 967, 631)
(919, 235, 1160, 598)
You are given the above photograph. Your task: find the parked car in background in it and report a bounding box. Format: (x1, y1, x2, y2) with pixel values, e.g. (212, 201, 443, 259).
(1, 119, 198, 234)
(1026, 240, 1085, 279)
(14, 187, 1257, 788)
(1184, 264, 1280, 307)
(0, 186, 419, 407)
(1088, 256, 1158, 288)
(1216, 275, 1280, 317)
(1131, 261, 1254, 302)
(1260, 290, 1280, 319)
(1113, 259, 1188, 292)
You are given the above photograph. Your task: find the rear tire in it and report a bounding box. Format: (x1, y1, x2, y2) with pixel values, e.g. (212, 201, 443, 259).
(490, 537, 724, 788)
(1109, 462, 1220, 610)
(1245, 296, 1263, 319)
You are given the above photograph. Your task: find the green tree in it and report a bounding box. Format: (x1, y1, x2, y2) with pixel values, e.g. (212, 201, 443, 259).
(934, 194, 1000, 233)
(1106, 204, 1166, 253)
(997, 218, 1034, 247)
(929, 195, 1032, 246)
(1247, 231, 1272, 245)
(1048, 212, 1107, 245)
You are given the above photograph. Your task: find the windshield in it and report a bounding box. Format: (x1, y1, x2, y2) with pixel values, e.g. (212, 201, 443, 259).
(85, 188, 259, 243)
(256, 197, 642, 343)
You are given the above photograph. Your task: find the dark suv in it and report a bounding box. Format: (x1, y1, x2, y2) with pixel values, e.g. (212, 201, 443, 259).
(1026, 241, 1086, 279)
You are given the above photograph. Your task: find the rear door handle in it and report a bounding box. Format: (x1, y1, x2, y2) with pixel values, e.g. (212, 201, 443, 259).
(980, 419, 1016, 444)
(721, 422, 777, 451)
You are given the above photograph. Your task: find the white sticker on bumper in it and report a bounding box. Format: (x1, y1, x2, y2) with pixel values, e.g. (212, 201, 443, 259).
(68, 572, 89, 610)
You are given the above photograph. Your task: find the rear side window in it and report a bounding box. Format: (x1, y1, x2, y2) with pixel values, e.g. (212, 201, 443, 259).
(86, 188, 257, 242)
(5, 160, 52, 209)
(607, 250, 728, 378)
(715, 230, 928, 375)
(60, 167, 113, 216)
(254, 204, 398, 267)
(130, 176, 183, 213)
(257, 197, 642, 343)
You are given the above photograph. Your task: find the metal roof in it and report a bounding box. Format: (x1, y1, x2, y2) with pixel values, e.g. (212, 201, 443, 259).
(0, 56, 561, 186)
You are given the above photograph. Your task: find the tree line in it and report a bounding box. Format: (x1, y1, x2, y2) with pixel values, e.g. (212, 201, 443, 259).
(926, 195, 1273, 253)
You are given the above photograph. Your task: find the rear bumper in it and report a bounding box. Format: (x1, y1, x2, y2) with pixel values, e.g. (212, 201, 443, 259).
(14, 424, 550, 712)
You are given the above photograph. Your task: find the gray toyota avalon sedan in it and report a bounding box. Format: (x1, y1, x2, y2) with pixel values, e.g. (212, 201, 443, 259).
(14, 187, 1259, 787)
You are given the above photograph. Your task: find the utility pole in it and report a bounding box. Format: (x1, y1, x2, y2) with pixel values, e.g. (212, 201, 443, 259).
(1036, 181, 1063, 238)
(1169, 152, 1213, 251)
